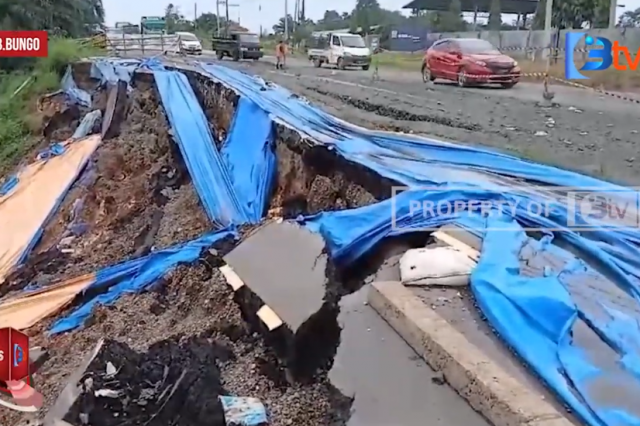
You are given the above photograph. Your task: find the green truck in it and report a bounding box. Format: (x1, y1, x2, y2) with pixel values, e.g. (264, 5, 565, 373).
(211, 32, 263, 61)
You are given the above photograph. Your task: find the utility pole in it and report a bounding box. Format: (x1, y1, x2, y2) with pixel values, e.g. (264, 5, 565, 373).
(259, 3, 262, 36)
(216, 0, 239, 35)
(608, 0, 618, 28)
(301, 0, 305, 21)
(194, 3, 197, 29)
(216, 0, 221, 35)
(284, 0, 289, 41)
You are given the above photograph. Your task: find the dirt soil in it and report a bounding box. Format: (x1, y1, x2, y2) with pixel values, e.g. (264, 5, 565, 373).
(3, 74, 211, 297)
(227, 59, 640, 185)
(187, 72, 239, 149)
(1, 260, 352, 426)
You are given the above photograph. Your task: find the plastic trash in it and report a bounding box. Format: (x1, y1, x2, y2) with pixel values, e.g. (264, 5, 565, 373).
(219, 396, 268, 425)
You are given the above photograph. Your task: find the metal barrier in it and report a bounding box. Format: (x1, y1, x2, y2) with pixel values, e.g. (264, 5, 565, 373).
(106, 33, 180, 55)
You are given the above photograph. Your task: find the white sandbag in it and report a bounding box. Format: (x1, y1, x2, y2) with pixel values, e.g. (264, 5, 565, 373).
(399, 246, 476, 287)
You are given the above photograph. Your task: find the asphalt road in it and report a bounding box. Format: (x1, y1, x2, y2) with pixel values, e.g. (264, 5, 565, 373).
(207, 53, 640, 185)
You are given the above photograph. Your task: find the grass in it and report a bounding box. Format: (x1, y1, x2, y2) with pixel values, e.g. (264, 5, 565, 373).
(375, 51, 640, 91)
(0, 38, 103, 175)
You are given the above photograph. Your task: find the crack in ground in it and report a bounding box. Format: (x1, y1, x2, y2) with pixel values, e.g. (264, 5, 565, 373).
(306, 86, 483, 132)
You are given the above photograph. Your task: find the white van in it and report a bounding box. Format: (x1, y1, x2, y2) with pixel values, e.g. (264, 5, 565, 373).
(308, 33, 371, 70)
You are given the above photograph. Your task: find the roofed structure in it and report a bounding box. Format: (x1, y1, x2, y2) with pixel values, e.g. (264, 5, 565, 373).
(402, 0, 538, 15)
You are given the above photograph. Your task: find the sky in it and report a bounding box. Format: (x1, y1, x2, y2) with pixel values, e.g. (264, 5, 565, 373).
(102, 0, 640, 34)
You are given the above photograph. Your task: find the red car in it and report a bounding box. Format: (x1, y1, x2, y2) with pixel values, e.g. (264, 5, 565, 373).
(421, 38, 521, 88)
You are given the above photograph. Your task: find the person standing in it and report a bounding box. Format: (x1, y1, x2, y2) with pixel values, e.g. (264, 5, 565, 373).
(275, 39, 287, 69)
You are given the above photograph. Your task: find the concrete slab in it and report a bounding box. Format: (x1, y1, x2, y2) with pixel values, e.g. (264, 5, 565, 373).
(223, 221, 327, 332)
(330, 287, 490, 426)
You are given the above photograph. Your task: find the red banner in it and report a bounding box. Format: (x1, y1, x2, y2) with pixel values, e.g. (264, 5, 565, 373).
(0, 31, 48, 57)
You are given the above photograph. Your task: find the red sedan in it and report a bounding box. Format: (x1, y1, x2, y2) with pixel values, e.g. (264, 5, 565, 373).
(421, 38, 521, 88)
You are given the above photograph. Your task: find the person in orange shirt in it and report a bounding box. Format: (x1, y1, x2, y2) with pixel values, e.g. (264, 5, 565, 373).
(275, 39, 287, 69)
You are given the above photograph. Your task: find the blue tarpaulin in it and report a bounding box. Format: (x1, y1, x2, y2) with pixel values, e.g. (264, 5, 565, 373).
(22, 58, 640, 426)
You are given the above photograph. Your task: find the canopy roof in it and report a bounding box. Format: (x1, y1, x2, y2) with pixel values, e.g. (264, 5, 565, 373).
(402, 0, 538, 15)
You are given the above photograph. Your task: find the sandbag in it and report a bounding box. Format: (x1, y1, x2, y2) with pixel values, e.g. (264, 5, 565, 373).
(399, 246, 476, 287)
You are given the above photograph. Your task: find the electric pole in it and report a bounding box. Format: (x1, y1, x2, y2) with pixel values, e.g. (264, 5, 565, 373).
(216, 0, 221, 35)
(284, 0, 289, 41)
(609, 0, 618, 28)
(259, 3, 262, 36)
(216, 0, 239, 35)
(194, 3, 197, 29)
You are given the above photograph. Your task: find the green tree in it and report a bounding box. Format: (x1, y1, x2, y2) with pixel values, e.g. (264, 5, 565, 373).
(273, 14, 295, 35)
(533, 0, 609, 29)
(618, 7, 640, 27)
(488, 0, 502, 30)
(0, 0, 105, 37)
(353, 0, 382, 34)
(435, 0, 467, 32)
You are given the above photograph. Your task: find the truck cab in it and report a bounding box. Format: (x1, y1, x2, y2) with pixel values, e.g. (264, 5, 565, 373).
(308, 32, 371, 70)
(212, 32, 263, 61)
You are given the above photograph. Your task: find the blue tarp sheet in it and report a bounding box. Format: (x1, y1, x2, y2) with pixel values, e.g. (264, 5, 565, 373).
(195, 62, 640, 426)
(26, 58, 640, 426)
(50, 228, 236, 334)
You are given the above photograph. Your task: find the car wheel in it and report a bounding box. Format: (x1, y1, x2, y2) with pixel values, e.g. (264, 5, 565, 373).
(313, 58, 322, 68)
(216, 50, 224, 60)
(501, 82, 516, 89)
(457, 69, 468, 87)
(362, 64, 370, 71)
(337, 57, 345, 70)
(422, 64, 434, 83)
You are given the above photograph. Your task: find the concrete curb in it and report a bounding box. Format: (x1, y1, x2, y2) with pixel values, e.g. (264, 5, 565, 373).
(368, 281, 572, 426)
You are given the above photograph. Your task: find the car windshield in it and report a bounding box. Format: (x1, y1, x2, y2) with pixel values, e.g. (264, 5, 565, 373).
(340, 35, 365, 48)
(239, 34, 259, 43)
(458, 39, 500, 54)
(180, 34, 198, 41)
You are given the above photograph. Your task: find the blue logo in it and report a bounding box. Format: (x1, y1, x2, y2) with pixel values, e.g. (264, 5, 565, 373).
(565, 32, 613, 79)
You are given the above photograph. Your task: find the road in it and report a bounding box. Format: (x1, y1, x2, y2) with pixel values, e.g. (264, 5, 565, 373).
(201, 52, 640, 185)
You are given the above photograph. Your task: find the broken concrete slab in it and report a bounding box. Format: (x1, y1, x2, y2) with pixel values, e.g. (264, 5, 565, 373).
(222, 221, 339, 381)
(329, 287, 489, 426)
(224, 221, 326, 332)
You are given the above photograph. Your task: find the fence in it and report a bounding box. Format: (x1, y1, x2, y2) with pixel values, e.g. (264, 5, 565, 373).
(105, 32, 180, 55)
(423, 28, 640, 61)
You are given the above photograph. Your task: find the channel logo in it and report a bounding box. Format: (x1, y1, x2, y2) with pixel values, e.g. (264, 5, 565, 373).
(0, 327, 30, 387)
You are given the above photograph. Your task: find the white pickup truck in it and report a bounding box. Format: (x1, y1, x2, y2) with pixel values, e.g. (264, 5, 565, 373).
(308, 32, 372, 70)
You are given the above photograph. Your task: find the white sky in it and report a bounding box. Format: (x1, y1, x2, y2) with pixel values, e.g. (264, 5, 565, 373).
(102, 0, 640, 34)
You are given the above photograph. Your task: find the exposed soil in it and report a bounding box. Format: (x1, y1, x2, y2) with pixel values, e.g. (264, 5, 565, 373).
(186, 72, 239, 149)
(2, 73, 211, 297)
(268, 125, 396, 219)
(1, 258, 352, 426)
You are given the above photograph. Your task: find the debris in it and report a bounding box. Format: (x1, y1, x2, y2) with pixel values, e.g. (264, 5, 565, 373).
(219, 396, 268, 426)
(534, 130, 548, 136)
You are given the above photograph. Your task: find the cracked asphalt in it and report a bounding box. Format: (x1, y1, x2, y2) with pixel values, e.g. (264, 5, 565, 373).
(214, 54, 640, 185)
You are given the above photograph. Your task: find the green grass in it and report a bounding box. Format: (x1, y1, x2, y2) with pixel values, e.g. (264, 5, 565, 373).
(0, 38, 102, 175)
(375, 51, 423, 70)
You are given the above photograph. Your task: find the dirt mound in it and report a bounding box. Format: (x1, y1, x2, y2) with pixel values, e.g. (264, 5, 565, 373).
(3, 73, 211, 296)
(1, 259, 352, 426)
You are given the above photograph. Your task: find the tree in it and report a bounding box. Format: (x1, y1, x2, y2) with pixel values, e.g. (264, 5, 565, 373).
(618, 8, 640, 27)
(353, 0, 382, 34)
(434, 0, 467, 32)
(488, 0, 502, 30)
(533, 0, 609, 29)
(273, 14, 295, 35)
(0, 0, 105, 37)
